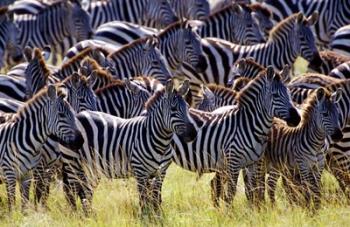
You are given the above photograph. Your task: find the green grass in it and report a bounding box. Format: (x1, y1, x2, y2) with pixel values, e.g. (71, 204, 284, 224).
(0, 165, 349, 227)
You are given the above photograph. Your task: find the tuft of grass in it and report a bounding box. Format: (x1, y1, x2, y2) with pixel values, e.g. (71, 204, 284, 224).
(0, 165, 349, 227)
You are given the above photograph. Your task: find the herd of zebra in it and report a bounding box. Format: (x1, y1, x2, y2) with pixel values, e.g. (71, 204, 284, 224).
(0, 0, 350, 216)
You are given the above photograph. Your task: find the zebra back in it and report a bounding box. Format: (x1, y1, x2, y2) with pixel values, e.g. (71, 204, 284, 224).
(169, 0, 210, 20)
(308, 51, 350, 75)
(107, 36, 172, 84)
(329, 60, 350, 79)
(330, 24, 350, 57)
(86, 0, 178, 29)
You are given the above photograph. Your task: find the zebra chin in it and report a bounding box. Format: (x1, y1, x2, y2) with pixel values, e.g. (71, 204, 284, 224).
(284, 108, 301, 127)
(175, 124, 197, 143)
(331, 129, 343, 142)
(50, 131, 84, 150)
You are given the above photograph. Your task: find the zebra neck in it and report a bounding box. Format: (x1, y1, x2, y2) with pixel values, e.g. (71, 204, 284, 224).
(199, 11, 233, 41)
(158, 30, 182, 71)
(15, 100, 49, 151)
(145, 110, 173, 148)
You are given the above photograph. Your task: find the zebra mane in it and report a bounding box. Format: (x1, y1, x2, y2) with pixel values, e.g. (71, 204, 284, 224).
(108, 36, 150, 57)
(30, 48, 51, 80)
(15, 85, 65, 119)
(82, 57, 114, 81)
(145, 89, 170, 111)
(248, 3, 272, 18)
(95, 80, 126, 94)
(60, 48, 97, 71)
(319, 51, 350, 67)
(235, 69, 269, 105)
(269, 13, 299, 40)
(205, 84, 237, 97)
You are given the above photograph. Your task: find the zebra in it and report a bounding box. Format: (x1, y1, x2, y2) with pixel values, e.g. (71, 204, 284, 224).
(0, 85, 84, 211)
(287, 75, 350, 201)
(193, 3, 264, 44)
(59, 80, 197, 214)
(172, 67, 301, 207)
(329, 61, 350, 79)
(261, 0, 350, 47)
(331, 25, 350, 57)
(84, 0, 178, 30)
(0, 0, 15, 8)
(91, 20, 208, 75)
(169, 0, 210, 20)
(14, 1, 93, 52)
(0, 8, 22, 69)
(253, 88, 343, 209)
(107, 36, 173, 84)
(178, 12, 321, 106)
(307, 50, 350, 75)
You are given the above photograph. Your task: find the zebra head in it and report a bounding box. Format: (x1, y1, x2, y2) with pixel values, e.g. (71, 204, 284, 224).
(0, 9, 22, 67)
(233, 4, 265, 44)
(296, 12, 322, 68)
(266, 66, 301, 127)
(69, 0, 93, 41)
(24, 46, 51, 99)
(144, 0, 178, 29)
(62, 70, 97, 112)
(315, 88, 343, 142)
(140, 36, 172, 84)
(249, 3, 274, 37)
(161, 80, 197, 142)
(187, 0, 210, 20)
(197, 85, 216, 111)
(46, 85, 84, 150)
(177, 20, 207, 73)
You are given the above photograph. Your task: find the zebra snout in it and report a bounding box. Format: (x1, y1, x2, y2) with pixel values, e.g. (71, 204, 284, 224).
(176, 123, 197, 143)
(309, 52, 323, 68)
(331, 128, 343, 142)
(195, 55, 208, 73)
(286, 108, 301, 127)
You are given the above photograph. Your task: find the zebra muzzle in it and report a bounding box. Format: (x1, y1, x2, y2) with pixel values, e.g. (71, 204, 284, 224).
(176, 123, 197, 143)
(286, 108, 301, 127)
(331, 128, 343, 142)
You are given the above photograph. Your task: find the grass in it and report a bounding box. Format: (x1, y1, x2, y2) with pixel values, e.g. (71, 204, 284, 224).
(0, 165, 349, 227)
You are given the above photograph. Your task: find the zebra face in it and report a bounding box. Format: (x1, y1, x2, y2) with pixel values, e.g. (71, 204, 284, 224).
(297, 12, 322, 68)
(46, 85, 84, 150)
(316, 88, 343, 142)
(267, 67, 301, 127)
(1, 14, 22, 65)
(70, 1, 93, 41)
(164, 80, 197, 142)
(250, 4, 273, 37)
(234, 4, 265, 44)
(64, 72, 97, 112)
(197, 85, 216, 112)
(145, 0, 178, 29)
(141, 36, 172, 84)
(180, 22, 207, 73)
(187, 0, 210, 20)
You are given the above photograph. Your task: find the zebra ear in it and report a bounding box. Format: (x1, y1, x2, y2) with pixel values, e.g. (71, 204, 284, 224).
(231, 3, 242, 14)
(280, 64, 291, 83)
(178, 80, 190, 97)
(201, 85, 215, 101)
(71, 72, 80, 88)
(125, 79, 140, 94)
(79, 66, 90, 77)
(47, 85, 57, 100)
(24, 46, 33, 62)
(331, 88, 343, 104)
(266, 66, 275, 80)
(165, 79, 175, 97)
(232, 77, 250, 92)
(296, 12, 304, 24)
(316, 88, 326, 102)
(307, 12, 319, 26)
(81, 0, 90, 10)
(42, 46, 51, 61)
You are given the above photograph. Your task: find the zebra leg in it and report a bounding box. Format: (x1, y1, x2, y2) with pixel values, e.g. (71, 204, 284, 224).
(150, 172, 166, 214)
(224, 160, 240, 206)
(33, 163, 52, 209)
(282, 176, 299, 205)
(20, 176, 32, 212)
(210, 173, 225, 208)
(267, 169, 280, 206)
(309, 170, 322, 210)
(62, 164, 77, 211)
(4, 170, 16, 212)
(243, 168, 253, 204)
(136, 176, 152, 215)
(251, 160, 266, 206)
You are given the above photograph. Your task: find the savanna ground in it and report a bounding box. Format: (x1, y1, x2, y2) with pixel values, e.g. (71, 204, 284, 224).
(1, 58, 350, 226)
